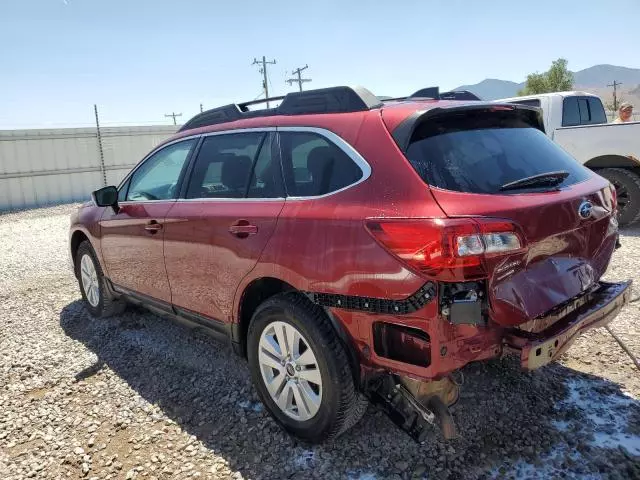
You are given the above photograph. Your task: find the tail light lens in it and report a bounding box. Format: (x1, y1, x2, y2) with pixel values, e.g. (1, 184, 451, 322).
(366, 218, 524, 281)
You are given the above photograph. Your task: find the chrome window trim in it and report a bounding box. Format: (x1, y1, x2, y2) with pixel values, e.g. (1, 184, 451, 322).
(176, 197, 286, 203)
(276, 126, 371, 201)
(116, 126, 370, 203)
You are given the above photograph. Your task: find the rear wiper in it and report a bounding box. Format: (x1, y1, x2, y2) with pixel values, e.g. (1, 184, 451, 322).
(499, 171, 570, 191)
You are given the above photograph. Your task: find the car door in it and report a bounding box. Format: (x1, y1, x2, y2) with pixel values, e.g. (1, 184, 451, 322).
(163, 130, 285, 323)
(100, 138, 197, 303)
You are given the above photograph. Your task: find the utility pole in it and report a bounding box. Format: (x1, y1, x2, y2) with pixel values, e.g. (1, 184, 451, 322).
(252, 56, 277, 107)
(94, 104, 107, 187)
(200, 103, 204, 113)
(286, 64, 312, 92)
(164, 112, 182, 125)
(607, 80, 623, 111)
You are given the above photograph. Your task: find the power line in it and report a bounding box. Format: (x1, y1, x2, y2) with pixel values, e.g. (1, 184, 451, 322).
(164, 112, 182, 125)
(286, 64, 312, 92)
(607, 80, 623, 111)
(252, 56, 277, 107)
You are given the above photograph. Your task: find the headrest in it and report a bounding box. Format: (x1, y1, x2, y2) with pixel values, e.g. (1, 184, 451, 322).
(307, 147, 334, 179)
(221, 155, 252, 190)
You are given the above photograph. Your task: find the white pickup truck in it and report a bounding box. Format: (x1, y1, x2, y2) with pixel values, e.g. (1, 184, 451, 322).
(497, 91, 640, 226)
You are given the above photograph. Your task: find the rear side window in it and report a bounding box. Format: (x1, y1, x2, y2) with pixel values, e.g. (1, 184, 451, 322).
(278, 132, 363, 197)
(588, 98, 607, 124)
(405, 112, 591, 194)
(562, 97, 580, 126)
(563, 96, 607, 126)
(185, 132, 283, 199)
(578, 97, 607, 125)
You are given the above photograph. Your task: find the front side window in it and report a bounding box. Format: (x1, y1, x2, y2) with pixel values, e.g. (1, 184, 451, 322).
(278, 131, 364, 197)
(126, 139, 196, 201)
(185, 132, 282, 199)
(117, 178, 130, 202)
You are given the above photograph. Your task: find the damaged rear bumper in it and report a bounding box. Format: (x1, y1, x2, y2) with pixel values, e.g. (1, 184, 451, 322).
(505, 280, 632, 370)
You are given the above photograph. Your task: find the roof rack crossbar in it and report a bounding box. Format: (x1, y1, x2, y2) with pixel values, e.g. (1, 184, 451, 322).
(179, 86, 383, 132)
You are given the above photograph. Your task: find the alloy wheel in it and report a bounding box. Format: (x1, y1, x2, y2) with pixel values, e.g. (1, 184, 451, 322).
(258, 321, 323, 421)
(80, 254, 100, 307)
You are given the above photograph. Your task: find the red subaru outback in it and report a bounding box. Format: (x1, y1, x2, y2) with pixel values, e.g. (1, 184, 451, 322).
(69, 86, 631, 443)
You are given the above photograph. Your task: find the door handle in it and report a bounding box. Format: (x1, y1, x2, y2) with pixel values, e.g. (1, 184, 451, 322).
(145, 220, 163, 233)
(229, 220, 258, 238)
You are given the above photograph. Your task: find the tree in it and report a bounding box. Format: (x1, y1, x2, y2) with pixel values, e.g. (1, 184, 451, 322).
(518, 58, 574, 96)
(604, 96, 625, 112)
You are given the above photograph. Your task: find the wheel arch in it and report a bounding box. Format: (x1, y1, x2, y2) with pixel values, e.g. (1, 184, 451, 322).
(234, 277, 362, 386)
(70, 229, 90, 273)
(234, 276, 296, 357)
(584, 154, 640, 170)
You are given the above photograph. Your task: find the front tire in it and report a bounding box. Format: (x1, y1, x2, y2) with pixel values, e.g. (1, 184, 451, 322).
(74, 240, 124, 318)
(598, 168, 640, 226)
(247, 293, 367, 443)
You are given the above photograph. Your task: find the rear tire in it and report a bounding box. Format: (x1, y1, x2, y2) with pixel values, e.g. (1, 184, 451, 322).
(247, 292, 367, 443)
(74, 240, 125, 318)
(598, 168, 640, 226)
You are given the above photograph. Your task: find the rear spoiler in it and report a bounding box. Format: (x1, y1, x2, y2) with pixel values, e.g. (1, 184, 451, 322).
(391, 103, 545, 153)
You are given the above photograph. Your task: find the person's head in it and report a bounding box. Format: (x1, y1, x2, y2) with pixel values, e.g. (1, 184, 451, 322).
(619, 102, 633, 122)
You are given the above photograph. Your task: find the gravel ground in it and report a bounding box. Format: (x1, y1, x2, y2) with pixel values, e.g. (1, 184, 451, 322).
(1, 204, 639, 480)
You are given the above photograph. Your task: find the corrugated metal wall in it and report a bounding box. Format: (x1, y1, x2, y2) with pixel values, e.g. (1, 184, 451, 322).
(0, 126, 177, 211)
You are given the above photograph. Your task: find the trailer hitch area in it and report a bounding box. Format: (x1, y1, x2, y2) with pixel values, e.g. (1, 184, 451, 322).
(367, 374, 459, 443)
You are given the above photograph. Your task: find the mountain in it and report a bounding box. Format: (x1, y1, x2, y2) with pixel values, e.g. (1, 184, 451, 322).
(456, 64, 640, 101)
(455, 79, 523, 100)
(573, 64, 640, 87)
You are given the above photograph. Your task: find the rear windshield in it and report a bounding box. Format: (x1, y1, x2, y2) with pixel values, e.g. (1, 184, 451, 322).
(405, 112, 591, 194)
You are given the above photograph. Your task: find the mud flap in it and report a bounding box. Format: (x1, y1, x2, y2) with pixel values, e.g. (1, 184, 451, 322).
(367, 375, 456, 443)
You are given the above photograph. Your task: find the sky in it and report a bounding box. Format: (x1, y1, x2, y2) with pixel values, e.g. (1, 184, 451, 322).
(1, 0, 639, 129)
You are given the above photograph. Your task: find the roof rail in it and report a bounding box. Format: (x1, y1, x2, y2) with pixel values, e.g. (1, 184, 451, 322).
(438, 90, 482, 101)
(410, 86, 482, 101)
(378, 87, 483, 104)
(178, 86, 383, 132)
(410, 86, 441, 99)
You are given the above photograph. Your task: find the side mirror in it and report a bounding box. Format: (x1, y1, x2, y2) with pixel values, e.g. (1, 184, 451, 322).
(92, 185, 119, 212)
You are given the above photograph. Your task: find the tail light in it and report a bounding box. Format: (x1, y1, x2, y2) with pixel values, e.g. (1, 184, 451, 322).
(366, 218, 524, 281)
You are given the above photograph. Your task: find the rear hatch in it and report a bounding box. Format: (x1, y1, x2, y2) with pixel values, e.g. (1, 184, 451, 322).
(390, 104, 618, 327)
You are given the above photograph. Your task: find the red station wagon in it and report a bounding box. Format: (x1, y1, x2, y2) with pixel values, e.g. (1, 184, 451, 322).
(69, 86, 632, 443)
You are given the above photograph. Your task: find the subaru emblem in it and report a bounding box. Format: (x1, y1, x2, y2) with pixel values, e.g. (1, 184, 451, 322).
(578, 200, 593, 219)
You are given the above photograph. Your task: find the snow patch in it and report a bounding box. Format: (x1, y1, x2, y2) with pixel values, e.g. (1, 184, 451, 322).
(492, 376, 640, 479)
(490, 447, 600, 480)
(552, 420, 570, 432)
(293, 448, 316, 469)
(347, 474, 378, 480)
(237, 400, 263, 412)
(557, 378, 640, 455)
